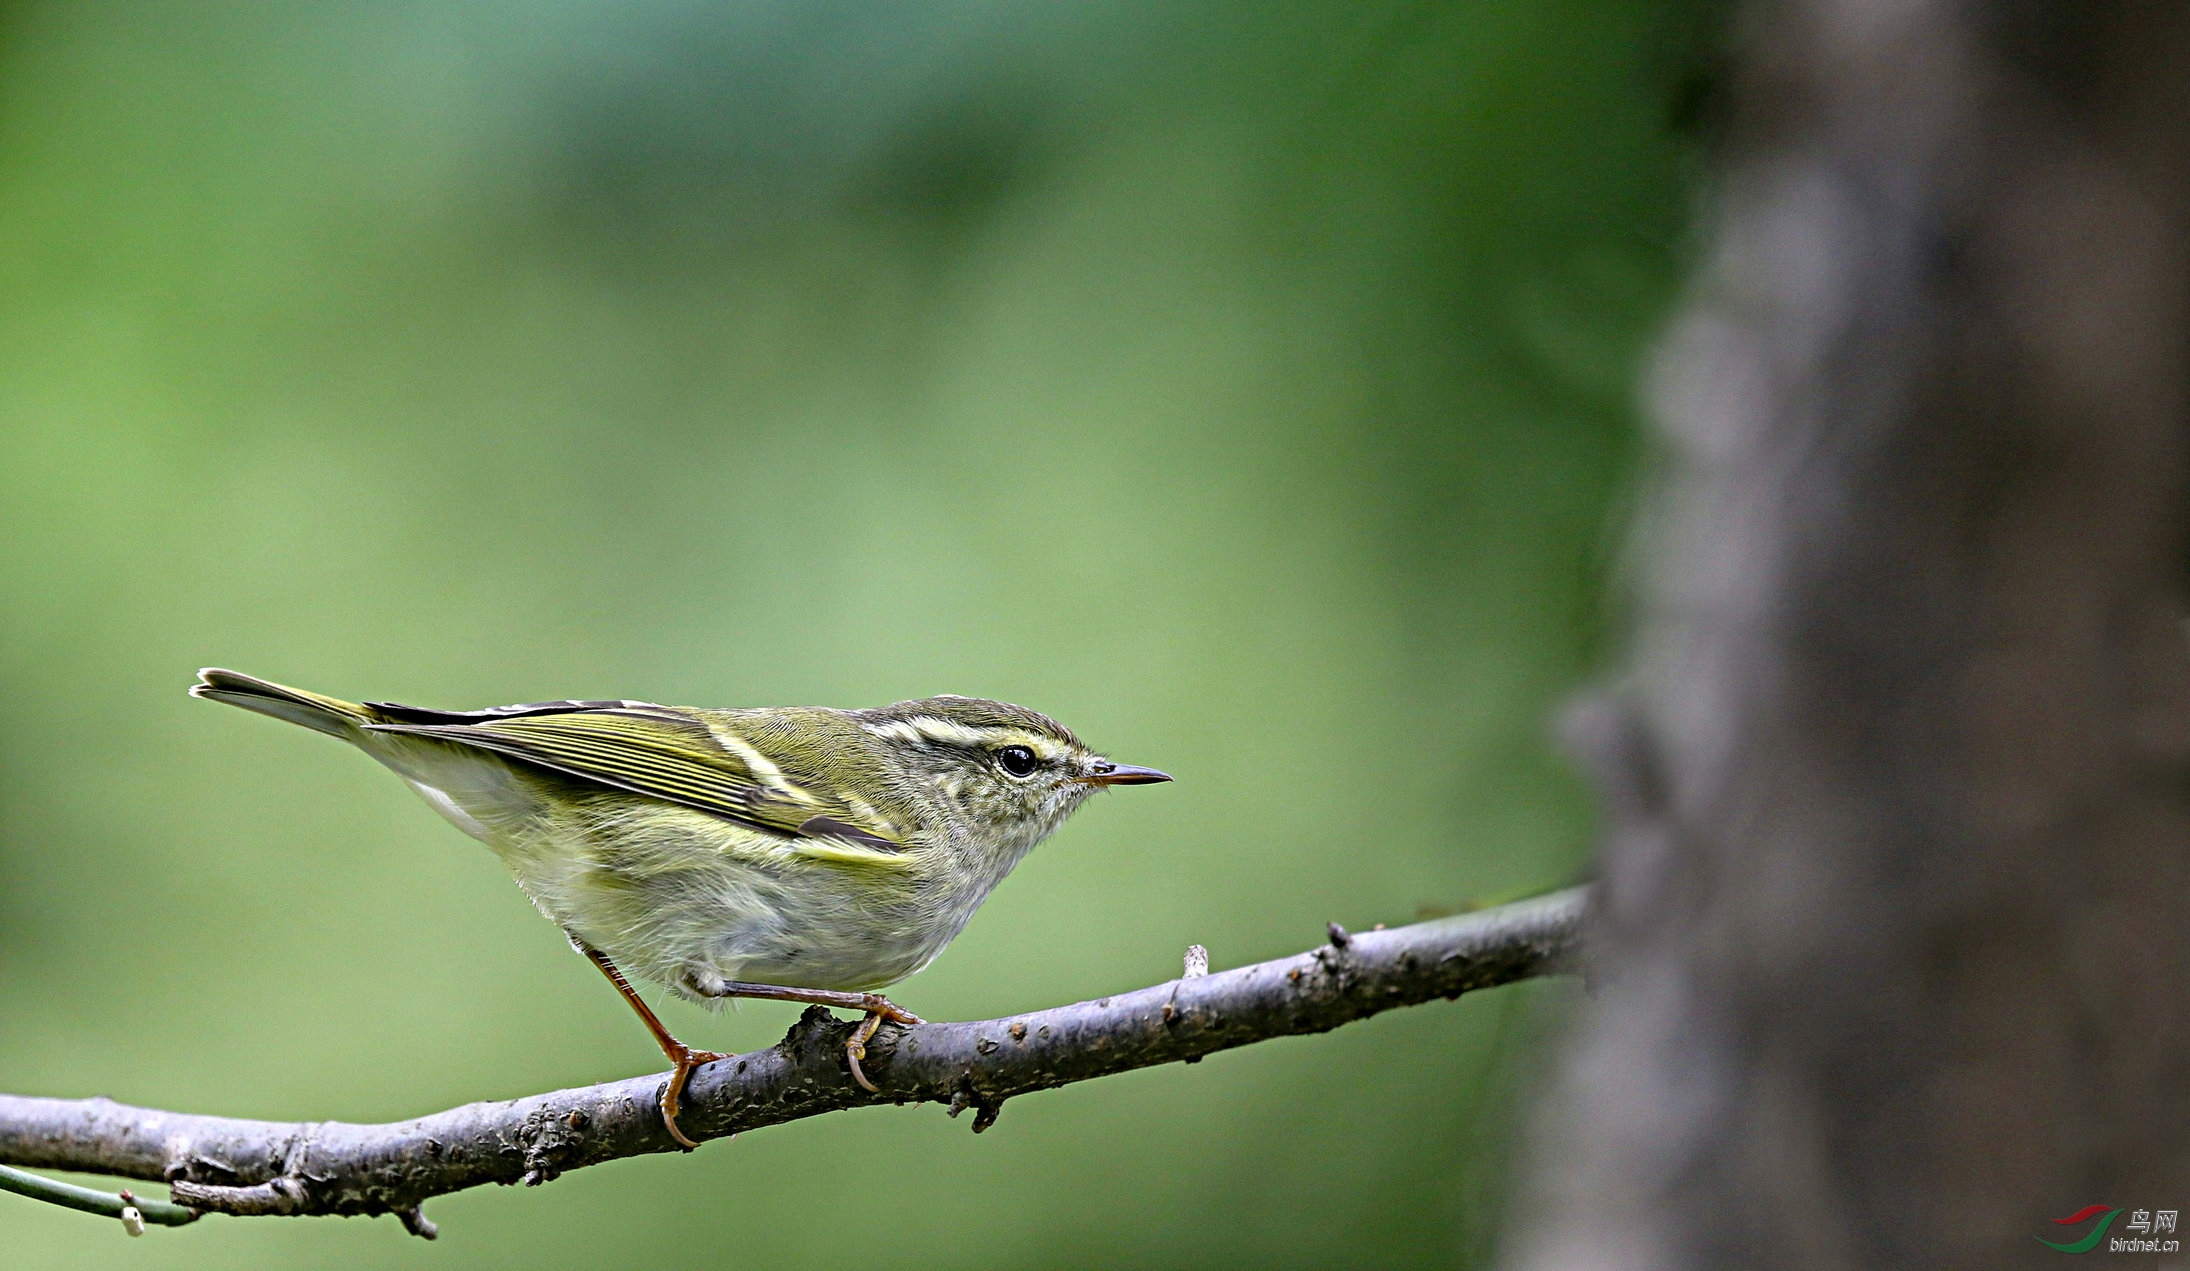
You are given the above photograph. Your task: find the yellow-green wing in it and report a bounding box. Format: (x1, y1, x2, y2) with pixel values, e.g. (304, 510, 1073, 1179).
(363, 705, 905, 855)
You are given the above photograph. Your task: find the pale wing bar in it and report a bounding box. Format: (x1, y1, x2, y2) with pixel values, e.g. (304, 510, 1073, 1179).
(364, 708, 901, 851)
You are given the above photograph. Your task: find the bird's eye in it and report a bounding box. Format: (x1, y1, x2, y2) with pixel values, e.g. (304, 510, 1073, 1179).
(996, 745, 1039, 777)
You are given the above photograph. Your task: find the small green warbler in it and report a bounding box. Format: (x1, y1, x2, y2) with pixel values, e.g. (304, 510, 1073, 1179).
(191, 668, 1170, 1146)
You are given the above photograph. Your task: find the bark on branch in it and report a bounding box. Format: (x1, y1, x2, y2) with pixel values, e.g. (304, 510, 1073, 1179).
(0, 887, 1585, 1235)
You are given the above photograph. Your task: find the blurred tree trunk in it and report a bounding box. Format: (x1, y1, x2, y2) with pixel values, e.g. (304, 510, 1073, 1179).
(1508, 2, 2190, 1268)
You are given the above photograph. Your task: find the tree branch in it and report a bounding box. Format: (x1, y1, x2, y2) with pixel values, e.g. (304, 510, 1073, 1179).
(0, 887, 1586, 1235)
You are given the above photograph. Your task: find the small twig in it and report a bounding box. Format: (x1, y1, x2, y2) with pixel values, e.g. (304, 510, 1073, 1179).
(0, 1163, 199, 1229)
(166, 1175, 306, 1216)
(0, 888, 1588, 1235)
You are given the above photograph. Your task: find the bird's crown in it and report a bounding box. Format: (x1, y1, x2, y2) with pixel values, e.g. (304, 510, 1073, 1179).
(854, 694, 1084, 757)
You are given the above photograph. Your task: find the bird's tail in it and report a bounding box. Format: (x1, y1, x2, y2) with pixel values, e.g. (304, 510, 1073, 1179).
(190, 668, 374, 739)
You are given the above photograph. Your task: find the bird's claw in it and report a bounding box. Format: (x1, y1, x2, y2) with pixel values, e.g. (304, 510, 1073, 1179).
(660, 1045, 732, 1150)
(845, 996, 918, 1093)
(847, 1042, 879, 1093)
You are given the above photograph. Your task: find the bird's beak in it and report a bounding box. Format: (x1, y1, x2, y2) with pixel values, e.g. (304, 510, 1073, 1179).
(1081, 762, 1173, 786)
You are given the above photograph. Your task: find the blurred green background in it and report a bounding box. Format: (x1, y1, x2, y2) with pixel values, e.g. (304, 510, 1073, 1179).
(0, 1, 1716, 1266)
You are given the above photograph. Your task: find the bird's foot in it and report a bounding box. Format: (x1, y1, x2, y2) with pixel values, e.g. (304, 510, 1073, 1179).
(845, 994, 922, 1094)
(661, 1042, 733, 1150)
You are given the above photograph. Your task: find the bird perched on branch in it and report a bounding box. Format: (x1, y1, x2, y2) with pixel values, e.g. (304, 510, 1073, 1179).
(190, 668, 1171, 1147)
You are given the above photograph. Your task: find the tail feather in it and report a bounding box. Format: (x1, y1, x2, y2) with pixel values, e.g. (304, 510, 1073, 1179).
(190, 668, 373, 739)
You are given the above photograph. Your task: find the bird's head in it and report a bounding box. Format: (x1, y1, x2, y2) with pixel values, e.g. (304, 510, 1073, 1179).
(855, 695, 1170, 847)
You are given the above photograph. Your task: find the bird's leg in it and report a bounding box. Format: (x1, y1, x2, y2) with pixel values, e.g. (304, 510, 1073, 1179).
(699, 980, 922, 1094)
(573, 938, 729, 1150)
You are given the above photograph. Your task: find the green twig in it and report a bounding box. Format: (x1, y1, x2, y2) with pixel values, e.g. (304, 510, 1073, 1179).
(0, 1163, 199, 1230)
